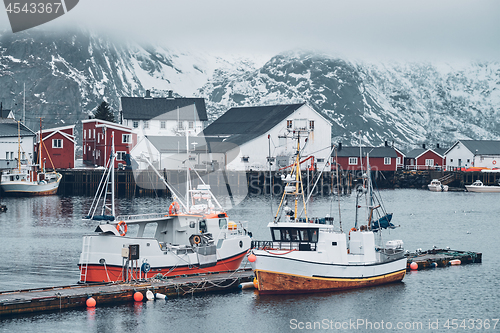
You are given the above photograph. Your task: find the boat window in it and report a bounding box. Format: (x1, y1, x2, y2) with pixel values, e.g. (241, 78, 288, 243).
(271, 228, 319, 242)
(219, 218, 227, 229)
(199, 220, 207, 233)
(189, 221, 195, 228)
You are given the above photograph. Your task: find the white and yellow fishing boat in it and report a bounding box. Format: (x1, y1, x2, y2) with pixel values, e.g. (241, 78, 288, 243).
(249, 130, 406, 294)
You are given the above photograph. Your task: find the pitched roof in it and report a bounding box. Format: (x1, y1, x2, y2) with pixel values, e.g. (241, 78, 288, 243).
(0, 119, 35, 138)
(144, 135, 236, 154)
(334, 146, 398, 158)
(121, 97, 207, 122)
(201, 103, 306, 146)
(453, 140, 500, 155)
(0, 108, 13, 118)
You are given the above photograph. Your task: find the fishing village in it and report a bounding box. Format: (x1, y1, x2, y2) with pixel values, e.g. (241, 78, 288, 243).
(0, 0, 499, 331)
(0, 92, 489, 317)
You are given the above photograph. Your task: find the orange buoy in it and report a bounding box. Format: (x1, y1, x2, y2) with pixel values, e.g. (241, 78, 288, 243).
(449, 259, 461, 265)
(248, 254, 256, 262)
(86, 297, 96, 307)
(253, 277, 258, 289)
(410, 262, 418, 270)
(134, 292, 143, 302)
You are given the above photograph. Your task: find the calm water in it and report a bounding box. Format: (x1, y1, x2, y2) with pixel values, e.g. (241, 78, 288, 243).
(0, 189, 498, 332)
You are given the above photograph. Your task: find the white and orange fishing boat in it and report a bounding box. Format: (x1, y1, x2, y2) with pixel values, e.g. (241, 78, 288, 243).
(79, 134, 251, 283)
(249, 130, 406, 294)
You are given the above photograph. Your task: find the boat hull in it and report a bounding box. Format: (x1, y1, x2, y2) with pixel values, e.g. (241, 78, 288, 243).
(254, 268, 406, 294)
(428, 185, 448, 192)
(1, 180, 60, 195)
(465, 185, 500, 193)
(79, 250, 248, 283)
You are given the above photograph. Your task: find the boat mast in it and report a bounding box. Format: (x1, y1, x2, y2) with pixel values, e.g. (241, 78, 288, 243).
(17, 121, 21, 172)
(111, 132, 115, 217)
(185, 129, 190, 213)
(39, 117, 43, 173)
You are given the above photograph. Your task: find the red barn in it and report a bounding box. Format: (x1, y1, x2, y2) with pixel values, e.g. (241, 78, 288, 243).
(332, 144, 399, 172)
(36, 125, 75, 169)
(405, 145, 447, 170)
(82, 119, 137, 168)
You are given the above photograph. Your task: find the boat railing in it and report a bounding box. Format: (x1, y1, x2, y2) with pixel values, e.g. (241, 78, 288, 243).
(115, 213, 170, 222)
(251, 240, 317, 251)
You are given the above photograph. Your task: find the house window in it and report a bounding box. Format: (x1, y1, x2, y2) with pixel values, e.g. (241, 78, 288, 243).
(189, 121, 194, 129)
(178, 121, 184, 130)
(5, 152, 8, 160)
(83, 130, 86, 140)
(309, 120, 315, 130)
(52, 139, 63, 148)
(160, 121, 166, 129)
(242, 156, 249, 163)
(396, 157, 401, 165)
(384, 157, 391, 165)
(143, 121, 149, 129)
(117, 151, 126, 161)
(133, 121, 139, 128)
(122, 134, 131, 143)
(349, 157, 358, 165)
(287, 120, 292, 129)
(425, 159, 434, 166)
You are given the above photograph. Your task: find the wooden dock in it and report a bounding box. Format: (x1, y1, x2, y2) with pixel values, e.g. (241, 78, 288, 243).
(0, 269, 254, 317)
(406, 249, 482, 270)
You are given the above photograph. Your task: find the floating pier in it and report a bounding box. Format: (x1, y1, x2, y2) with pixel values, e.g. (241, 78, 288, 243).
(406, 249, 482, 270)
(0, 269, 254, 317)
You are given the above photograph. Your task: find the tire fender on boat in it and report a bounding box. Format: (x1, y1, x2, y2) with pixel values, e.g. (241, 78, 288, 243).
(116, 220, 127, 236)
(169, 201, 180, 215)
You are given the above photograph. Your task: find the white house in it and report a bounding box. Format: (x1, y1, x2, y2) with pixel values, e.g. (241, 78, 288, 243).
(201, 103, 332, 172)
(121, 90, 208, 141)
(0, 119, 36, 169)
(445, 140, 500, 170)
(131, 135, 229, 172)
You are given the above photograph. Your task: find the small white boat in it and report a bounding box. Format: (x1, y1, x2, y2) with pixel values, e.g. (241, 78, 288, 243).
(0, 121, 61, 196)
(428, 179, 448, 192)
(465, 180, 500, 193)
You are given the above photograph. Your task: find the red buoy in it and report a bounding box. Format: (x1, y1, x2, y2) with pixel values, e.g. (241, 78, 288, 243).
(86, 297, 96, 307)
(134, 292, 143, 302)
(248, 254, 256, 262)
(410, 262, 418, 270)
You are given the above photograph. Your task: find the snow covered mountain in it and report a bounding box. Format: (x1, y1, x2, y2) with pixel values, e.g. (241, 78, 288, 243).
(199, 51, 500, 149)
(1, 29, 499, 150)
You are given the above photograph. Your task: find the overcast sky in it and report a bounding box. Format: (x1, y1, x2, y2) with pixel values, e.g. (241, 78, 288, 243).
(1, 0, 499, 62)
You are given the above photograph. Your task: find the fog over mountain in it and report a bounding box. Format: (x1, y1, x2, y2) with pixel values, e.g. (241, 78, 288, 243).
(1, 29, 499, 152)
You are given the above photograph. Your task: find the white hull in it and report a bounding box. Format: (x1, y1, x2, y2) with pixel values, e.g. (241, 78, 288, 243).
(465, 185, 500, 193)
(428, 185, 448, 192)
(1, 173, 61, 195)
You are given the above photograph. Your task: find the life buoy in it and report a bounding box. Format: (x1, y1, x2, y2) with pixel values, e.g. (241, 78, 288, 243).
(349, 227, 357, 235)
(116, 221, 127, 236)
(493, 160, 497, 165)
(192, 235, 201, 245)
(169, 201, 180, 215)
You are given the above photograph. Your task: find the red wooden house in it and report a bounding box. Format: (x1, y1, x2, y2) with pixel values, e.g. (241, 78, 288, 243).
(82, 119, 137, 168)
(332, 144, 399, 172)
(36, 125, 75, 169)
(404, 144, 447, 170)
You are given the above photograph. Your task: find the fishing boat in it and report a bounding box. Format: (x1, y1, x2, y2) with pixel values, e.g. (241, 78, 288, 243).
(79, 134, 252, 283)
(0, 121, 62, 195)
(465, 180, 500, 193)
(249, 131, 406, 294)
(427, 179, 448, 192)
